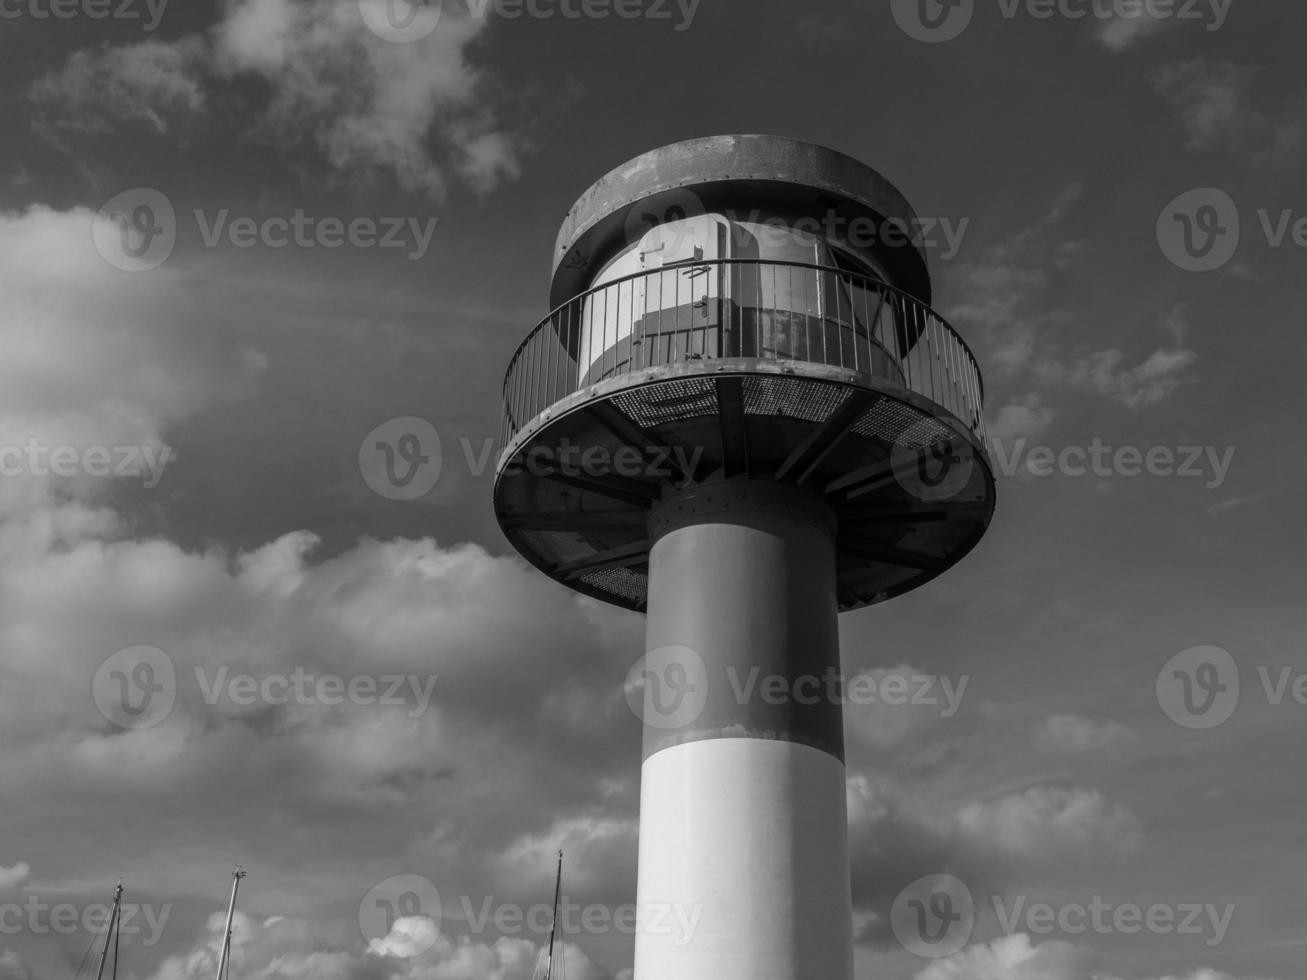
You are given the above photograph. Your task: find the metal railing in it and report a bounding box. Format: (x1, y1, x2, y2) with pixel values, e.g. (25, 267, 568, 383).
(501, 259, 986, 448)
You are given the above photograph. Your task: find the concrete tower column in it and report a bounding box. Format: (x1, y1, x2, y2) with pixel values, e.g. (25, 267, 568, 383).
(633, 481, 853, 980)
(494, 136, 996, 979)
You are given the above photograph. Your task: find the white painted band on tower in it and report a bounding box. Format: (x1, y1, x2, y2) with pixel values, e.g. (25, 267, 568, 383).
(633, 738, 853, 979)
(634, 481, 852, 979)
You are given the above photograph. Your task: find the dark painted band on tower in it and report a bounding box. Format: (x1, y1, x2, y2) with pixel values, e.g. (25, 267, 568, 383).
(640, 480, 845, 763)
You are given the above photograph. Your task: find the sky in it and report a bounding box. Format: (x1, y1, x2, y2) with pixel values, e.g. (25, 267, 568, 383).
(0, 0, 1305, 978)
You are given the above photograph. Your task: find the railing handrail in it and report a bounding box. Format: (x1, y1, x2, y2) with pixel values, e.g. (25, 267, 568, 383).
(503, 257, 985, 401)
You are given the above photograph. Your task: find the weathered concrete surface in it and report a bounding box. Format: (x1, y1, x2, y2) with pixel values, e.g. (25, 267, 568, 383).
(549, 134, 932, 308)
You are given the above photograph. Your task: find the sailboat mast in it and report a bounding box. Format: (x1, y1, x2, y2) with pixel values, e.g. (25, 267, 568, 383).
(213, 869, 246, 980)
(93, 883, 123, 980)
(544, 851, 562, 980)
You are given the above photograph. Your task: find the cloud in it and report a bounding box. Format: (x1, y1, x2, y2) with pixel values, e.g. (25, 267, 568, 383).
(211, 0, 518, 198)
(841, 664, 971, 751)
(988, 393, 1056, 442)
(946, 186, 1199, 419)
(913, 937, 1286, 980)
(956, 787, 1142, 865)
(1038, 714, 1131, 754)
(29, 0, 521, 198)
(0, 199, 638, 978)
(149, 911, 611, 980)
(0, 864, 30, 892)
(1064, 347, 1198, 410)
(367, 916, 441, 959)
(944, 185, 1089, 390)
(1205, 489, 1279, 518)
(847, 778, 1143, 946)
(1149, 58, 1304, 164)
(846, 774, 988, 932)
(914, 933, 1089, 980)
(0, 950, 31, 980)
(1150, 58, 1255, 148)
(0, 205, 262, 522)
(29, 37, 207, 134)
(1094, 9, 1173, 50)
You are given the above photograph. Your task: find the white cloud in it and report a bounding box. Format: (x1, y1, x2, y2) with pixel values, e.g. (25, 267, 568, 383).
(1065, 347, 1198, 410)
(946, 188, 1202, 414)
(0, 863, 30, 892)
(1149, 59, 1255, 148)
(0, 201, 639, 980)
(29, 0, 520, 199)
(212, 0, 512, 199)
(914, 933, 1088, 980)
(0, 205, 261, 522)
(29, 37, 207, 133)
(1205, 489, 1278, 518)
(368, 916, 441, 959)
(988, 393, 1056, 442)
(1149, 59, 1304, 163)
(956, 787, 1142, 865)
(914, 937, 1285, 980)
(1094, 9, 1172, 50)
(944, 185, 1082, 387)
(0, 950, 31, 980)
(149, 911, 611, 980)
(1039, 714, 1131, 754)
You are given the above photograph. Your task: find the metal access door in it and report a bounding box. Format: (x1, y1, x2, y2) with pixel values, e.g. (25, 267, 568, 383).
(577, 216, 728, 387)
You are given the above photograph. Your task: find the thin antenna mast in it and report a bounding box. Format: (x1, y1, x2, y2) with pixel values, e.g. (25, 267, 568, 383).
(214, 868, 246, 980)
(93, 883, 123, 980)
(544, 851, 563, 980)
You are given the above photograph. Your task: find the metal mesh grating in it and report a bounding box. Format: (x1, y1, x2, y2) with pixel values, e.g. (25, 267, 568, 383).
(852, 398, 948, 445)
(497, 367, 995, 613)
(578, 566, 648, 605)
(741, 375, 847, 422)
(518, 529, 591, 565)
(609, 378, 717, 428)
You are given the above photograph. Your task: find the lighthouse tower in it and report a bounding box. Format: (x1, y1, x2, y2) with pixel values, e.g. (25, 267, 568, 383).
(493, 135, 995, 979)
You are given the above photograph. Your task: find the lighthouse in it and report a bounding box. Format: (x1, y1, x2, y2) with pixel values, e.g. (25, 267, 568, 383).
(493, 135, 995, 979)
